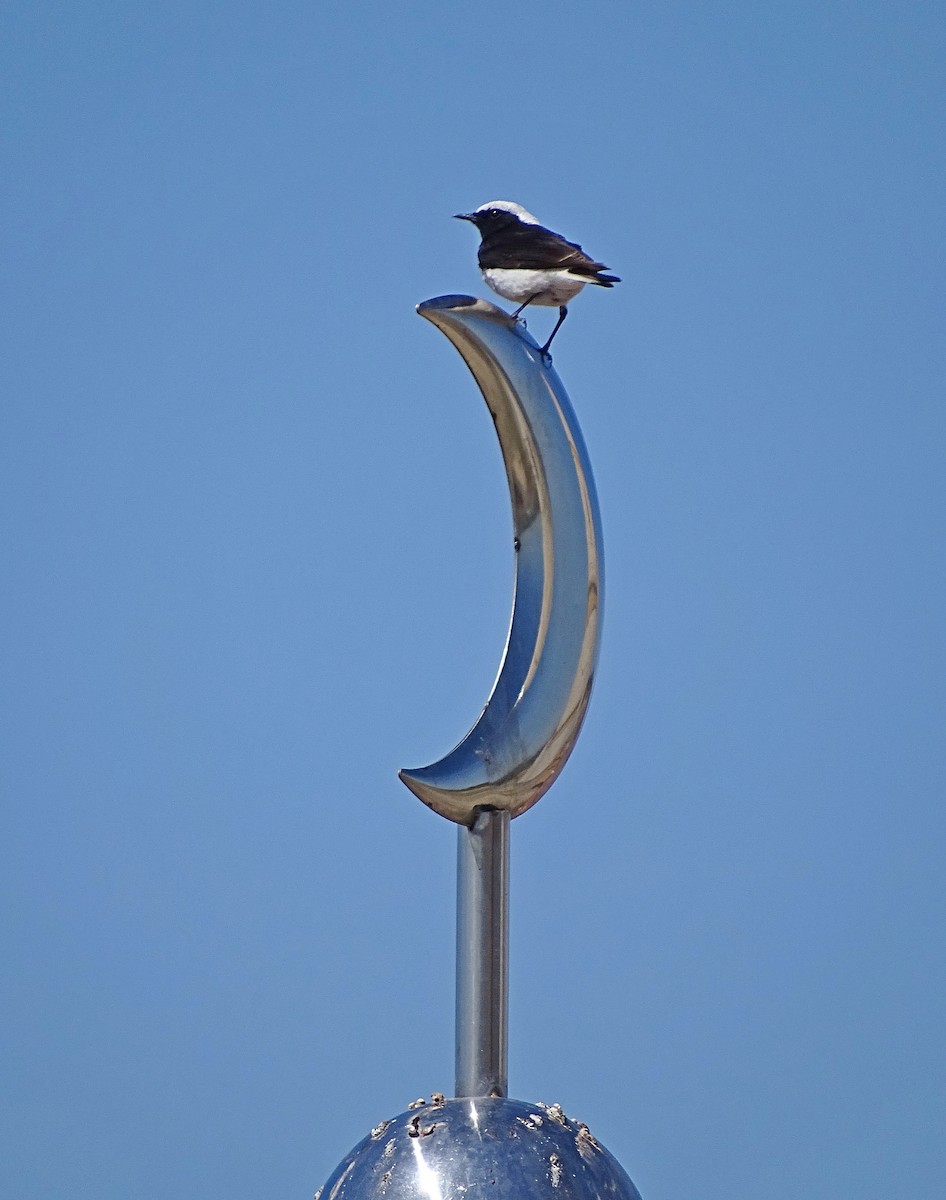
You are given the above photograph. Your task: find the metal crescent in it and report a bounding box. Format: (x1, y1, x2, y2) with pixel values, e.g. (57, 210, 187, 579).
(399, 295, 604, 825)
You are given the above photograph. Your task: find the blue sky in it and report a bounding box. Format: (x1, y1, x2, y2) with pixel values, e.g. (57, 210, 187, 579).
(2, 3, 944, 1197)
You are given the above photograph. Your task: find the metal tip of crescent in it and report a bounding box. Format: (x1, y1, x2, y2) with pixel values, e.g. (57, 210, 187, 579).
(416, 295, 479, 315)
(397, 767, 431, 805)
(399, 767, 482, 826)
(398, 766, 440, 802)
(416, 296, 522, 329)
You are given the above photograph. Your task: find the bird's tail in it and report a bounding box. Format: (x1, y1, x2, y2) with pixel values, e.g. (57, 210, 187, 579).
(592, 273, 621, 287)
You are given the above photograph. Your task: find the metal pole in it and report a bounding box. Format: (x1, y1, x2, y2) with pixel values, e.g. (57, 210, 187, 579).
(455, 808, 509, 1098)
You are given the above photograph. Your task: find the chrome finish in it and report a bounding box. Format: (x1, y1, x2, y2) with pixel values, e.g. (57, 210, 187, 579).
(399, 295, 604, 826)
(455, 809, 508, 1098)
(315, 1096, 642, 1200)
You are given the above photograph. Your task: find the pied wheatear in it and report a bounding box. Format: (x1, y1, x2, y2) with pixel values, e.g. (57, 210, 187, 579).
(454, 200, 620, 355)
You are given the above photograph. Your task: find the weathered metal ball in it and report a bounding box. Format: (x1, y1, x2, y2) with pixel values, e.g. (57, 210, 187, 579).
(316, 1096, 642, 1200)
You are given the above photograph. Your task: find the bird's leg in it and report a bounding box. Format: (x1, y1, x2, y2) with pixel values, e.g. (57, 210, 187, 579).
(511, 293, 541, 319)
(539, 306, 568, 356)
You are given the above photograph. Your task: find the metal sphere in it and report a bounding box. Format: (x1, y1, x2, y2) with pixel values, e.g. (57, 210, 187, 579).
(316, 1096, 642, 1200)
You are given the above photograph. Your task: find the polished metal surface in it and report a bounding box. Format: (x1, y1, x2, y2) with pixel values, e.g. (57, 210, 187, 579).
(399, 295, 604, 826)
(316, 1097, 642, 1200)
(455, 809, 509, 1098)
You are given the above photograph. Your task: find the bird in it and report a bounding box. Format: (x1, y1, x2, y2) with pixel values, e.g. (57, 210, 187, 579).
(453, 200, 620, 355)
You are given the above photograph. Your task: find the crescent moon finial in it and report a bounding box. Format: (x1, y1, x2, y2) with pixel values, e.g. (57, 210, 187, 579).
(399, 295, 604, 826)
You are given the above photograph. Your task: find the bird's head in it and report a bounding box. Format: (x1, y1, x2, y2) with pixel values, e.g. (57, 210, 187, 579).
(453, 200, 541, 232)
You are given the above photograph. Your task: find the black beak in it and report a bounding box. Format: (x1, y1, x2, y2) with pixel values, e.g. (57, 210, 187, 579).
(453, 212, 476, 222)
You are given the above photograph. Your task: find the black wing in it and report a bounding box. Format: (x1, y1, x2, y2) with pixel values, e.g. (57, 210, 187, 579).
(479, 223, 616, 280)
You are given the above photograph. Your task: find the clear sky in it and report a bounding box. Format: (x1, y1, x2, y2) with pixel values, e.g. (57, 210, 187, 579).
(2, 3, 944, 1197)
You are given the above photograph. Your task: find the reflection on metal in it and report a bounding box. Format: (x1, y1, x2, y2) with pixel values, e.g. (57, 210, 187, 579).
(455, 809, 508, 1098)
(315, 1097, 643, 1200)
(399, 295, 604, 827)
